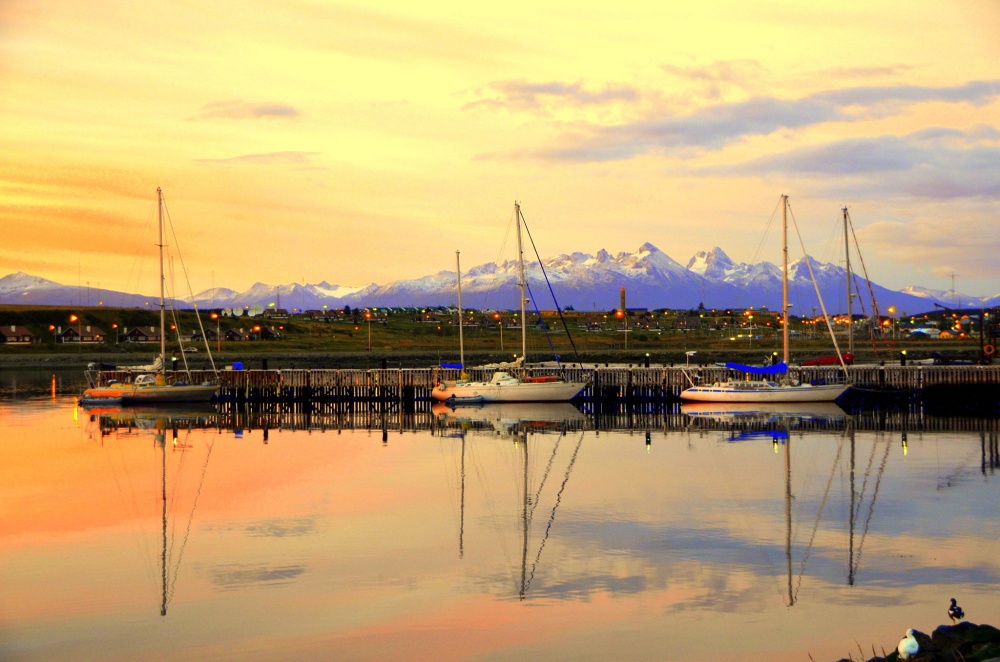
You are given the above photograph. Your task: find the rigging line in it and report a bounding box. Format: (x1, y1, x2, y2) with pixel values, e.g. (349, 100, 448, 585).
(793, 437, 845, 603)
(852, 439, 892, 577)
(160, 250, 194, 378)
(436, 435, 463, 544)
(518, 210, 583, 364)
(845, 213, 891, 356)
(525, 429, 585, 596)
(523, 281, 559, 359)
(786, 200, 849, 377)
(852, 434, 881, 527)
(168, 429, 216, 605)
(847, 215, 885, 328)
(161, 192, 219, 376)
(104, 428, 158, 591)
(528, 431, 563, 526)
(470, 436, 516, 585)
(166, 427, 193, 567)
(473, 206, 518, 313)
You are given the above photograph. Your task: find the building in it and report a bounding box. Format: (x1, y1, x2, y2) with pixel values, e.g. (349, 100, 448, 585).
(190, 328, 219, 342)
(122, 326, 162, 343)
(58, 325, 106, 343)
(0, 325, 34, 344)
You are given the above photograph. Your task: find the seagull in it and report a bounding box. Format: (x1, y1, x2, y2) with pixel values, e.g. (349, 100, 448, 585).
(948, 597, 965, 624)
(897, 629, 919, 660)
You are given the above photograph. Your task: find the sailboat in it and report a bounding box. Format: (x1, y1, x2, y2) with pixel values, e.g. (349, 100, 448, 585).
(680, 195, 851, 403)
(432, 202, 589, 403)
(80, 188, 217, 405)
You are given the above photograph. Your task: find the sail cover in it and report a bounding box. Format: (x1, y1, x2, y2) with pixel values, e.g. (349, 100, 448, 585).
(725, 361, 788, 375)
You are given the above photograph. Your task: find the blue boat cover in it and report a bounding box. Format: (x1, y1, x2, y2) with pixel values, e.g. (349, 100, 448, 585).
(725, 361, 788, 375)
(727, 430, 789, 442)
(440, 363, 463, 369)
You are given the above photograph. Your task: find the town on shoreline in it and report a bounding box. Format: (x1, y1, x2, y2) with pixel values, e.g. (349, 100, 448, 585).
(1, 304, 994, 371)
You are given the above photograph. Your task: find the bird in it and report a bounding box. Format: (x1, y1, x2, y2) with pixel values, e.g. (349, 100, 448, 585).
(897, 629, 919, 660)
(948, 597, 965, 624)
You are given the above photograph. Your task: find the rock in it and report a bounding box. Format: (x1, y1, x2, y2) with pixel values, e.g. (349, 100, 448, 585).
(856, 623, 1000, 661)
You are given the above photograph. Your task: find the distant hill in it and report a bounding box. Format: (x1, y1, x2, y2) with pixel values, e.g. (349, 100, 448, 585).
(3, 244, 996, 314)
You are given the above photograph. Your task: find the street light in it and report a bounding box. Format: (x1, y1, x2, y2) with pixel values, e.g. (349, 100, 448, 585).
(210, 312, 220, 352)
(494, 313, 504, 351)
(365, 312, 372, 351)
(69, 314, 80, 346)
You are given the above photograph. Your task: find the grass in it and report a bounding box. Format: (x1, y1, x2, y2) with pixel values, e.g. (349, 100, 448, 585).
(0, 304, 991, 367)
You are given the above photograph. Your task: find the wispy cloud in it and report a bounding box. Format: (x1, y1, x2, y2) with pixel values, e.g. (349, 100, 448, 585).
(464, 80, 640, 115)
(196, 151, 321, 166)
(703, 127, 1000, 199)
(518, 80, 1000, 162)
(659, 60, 767, 101)
(209, 563, 305, 590)
(191, 100, 301, 120)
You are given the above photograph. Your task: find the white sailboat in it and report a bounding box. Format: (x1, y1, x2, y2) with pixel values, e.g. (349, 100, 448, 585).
(680, 195, 851, 403)
(80, 188, 217, 405)
(432, 203, 588, 403)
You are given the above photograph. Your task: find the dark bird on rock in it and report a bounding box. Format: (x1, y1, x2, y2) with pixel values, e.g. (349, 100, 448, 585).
(948, 597, 965, 624)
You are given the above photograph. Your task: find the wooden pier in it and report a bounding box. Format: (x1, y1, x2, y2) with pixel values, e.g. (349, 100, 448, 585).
(95, 363, 1000, 406)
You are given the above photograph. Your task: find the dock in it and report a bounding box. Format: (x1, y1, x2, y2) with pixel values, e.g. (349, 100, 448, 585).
(96, 363, 1000, 406)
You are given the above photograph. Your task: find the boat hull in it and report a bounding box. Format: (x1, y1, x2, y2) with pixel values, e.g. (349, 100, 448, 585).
(81, 383, 216, 405)
(432, 379, 586, 403)
(678, 383, 849, 403)
(679, 401, 846, 419)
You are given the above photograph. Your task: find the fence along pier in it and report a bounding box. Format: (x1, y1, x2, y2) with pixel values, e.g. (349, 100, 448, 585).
(91, 363, 1000, 405)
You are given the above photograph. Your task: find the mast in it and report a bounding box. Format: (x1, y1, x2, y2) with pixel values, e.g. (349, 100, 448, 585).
(848, 426, 856, 586)
(519, 426, 529, 600)
(843, 207, 854, 356)
(515, 202, 527, 362)
(456, 250, 464, 370)
(159, 424, 168, 616)
(785, 435, 794, 606)
(459, 434, 465, 560)
(157, 187, 167, 378)
(782, 195, 789, 366)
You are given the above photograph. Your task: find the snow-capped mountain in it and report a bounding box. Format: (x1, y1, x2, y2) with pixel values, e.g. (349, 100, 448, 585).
(2, 245, 993, 313)
(0, 271, 60, 293)
(0, 271, 190, 309)
(898, 285, 990, 308)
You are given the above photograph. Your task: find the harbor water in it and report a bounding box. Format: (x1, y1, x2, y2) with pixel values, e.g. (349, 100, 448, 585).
(1, 369, 998, 661)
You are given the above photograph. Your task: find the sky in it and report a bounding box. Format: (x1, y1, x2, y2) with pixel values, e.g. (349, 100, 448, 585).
(2, 1, 999, 300)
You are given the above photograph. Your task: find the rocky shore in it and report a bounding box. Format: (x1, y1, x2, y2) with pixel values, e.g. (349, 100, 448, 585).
(837, 622, 1000, 661)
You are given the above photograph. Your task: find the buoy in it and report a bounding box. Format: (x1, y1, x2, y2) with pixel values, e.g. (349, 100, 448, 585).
(897, 629, 919, 660)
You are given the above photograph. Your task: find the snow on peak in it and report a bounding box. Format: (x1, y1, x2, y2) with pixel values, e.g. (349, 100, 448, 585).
(0, 271, 60, 292)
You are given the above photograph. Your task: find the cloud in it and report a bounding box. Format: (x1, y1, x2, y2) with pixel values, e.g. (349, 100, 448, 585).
(464, 79, 640, 115)
(196, 151, 321, 166)
(209, 563, 306, 590)
(661, 59, 767, 85)
(702, 128, 1000, 200)
(518, 80, 1000, 162)
(243, 517, 315, 537)
(191, 100, 301, 120)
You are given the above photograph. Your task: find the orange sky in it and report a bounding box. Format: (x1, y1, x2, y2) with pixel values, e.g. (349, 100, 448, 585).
(2, 1, 999, 297)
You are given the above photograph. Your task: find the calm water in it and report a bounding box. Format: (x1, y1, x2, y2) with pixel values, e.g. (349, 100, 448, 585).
(1, 369, 998, 661)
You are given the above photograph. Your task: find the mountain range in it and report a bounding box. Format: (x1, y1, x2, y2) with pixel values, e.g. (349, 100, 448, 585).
(2, 244, 995, 315)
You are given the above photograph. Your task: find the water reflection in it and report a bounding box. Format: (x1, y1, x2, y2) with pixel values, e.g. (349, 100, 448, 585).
(2, 394, 1000, 661)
